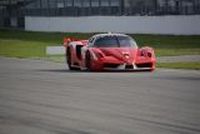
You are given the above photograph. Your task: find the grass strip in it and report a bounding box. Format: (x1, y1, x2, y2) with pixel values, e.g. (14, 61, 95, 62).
(0, 28, 200, 57)
(157, 62, 200, 70)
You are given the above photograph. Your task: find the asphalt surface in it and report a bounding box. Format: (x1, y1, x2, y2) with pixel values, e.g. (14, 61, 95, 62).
(0, 57, 200, 134)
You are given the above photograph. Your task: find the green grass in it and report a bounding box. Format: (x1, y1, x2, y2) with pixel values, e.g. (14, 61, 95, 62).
(131, 34, 200, 56)
(157, 62, 200, 70)
(132, 34, 200, 48)
(0, 28, 91, 44)
(0, 29, 92, 58)
(0, 39, 48, 57)
(156, 48, 200, 56)
(1, 29, 199, 70)
(0, 28, 200, 58)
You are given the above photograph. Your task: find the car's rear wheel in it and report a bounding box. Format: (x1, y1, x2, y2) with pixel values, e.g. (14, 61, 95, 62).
(85, 51, 92, 71)
(66, 48, 76, 70)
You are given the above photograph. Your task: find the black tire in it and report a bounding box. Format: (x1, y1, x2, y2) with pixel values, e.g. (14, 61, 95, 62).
(85, 51, 92, 71)
(66, 48, 76, 70)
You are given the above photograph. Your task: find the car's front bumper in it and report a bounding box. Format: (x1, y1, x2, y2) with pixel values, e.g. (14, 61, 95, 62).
(91, 60, 155, 71)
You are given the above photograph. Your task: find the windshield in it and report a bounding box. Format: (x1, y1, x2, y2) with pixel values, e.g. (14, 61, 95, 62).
(94, 36, 137, 48)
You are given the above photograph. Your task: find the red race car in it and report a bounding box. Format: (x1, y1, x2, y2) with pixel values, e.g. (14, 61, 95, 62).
(63, 33, 156, 71)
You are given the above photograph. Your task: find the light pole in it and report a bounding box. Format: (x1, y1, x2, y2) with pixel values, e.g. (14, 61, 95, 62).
(165, 0, 169, 14)
(99, 0, 101, 15)
(154, 0, 157, 15)
(120, 0, 124, 15)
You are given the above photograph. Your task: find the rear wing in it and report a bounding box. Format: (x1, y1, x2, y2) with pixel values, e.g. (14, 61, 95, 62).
(63, 37, 88, 48)
(63, 37, 77, 48)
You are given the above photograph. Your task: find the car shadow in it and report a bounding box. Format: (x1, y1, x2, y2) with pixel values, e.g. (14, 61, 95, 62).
(37, 69, 152, 74)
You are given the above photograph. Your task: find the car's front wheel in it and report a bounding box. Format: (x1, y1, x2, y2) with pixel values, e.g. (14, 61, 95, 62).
(85, 51, 92, 71)
(66, 48, 76, 70)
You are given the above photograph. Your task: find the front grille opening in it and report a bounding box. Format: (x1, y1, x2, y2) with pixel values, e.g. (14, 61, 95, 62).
(136, 63, 152, 68)
(126, 65, 133, 69)
(104, 63, 120, 68)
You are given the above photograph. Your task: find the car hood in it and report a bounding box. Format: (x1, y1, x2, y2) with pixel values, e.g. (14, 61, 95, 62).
(99, 47, 138, 64)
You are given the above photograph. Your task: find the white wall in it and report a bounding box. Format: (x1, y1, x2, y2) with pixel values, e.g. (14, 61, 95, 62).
(25, 15, 200, 35)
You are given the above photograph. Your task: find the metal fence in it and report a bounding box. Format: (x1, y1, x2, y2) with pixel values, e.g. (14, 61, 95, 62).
(0, 0, 200, 28)
(1, 0, 200, 17)
(124, 5, 200, 16)
(25, 5, 200, 16)
(25, 6, 121, 16)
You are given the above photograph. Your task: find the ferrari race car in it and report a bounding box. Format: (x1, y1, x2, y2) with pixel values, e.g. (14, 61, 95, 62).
(63, 33, 156, 71)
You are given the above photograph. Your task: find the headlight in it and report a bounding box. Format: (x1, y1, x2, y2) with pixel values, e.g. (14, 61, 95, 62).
(147, 52, 152, 58)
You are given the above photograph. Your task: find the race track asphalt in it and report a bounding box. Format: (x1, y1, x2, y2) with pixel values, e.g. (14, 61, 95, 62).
(0, 57, 200, 134)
